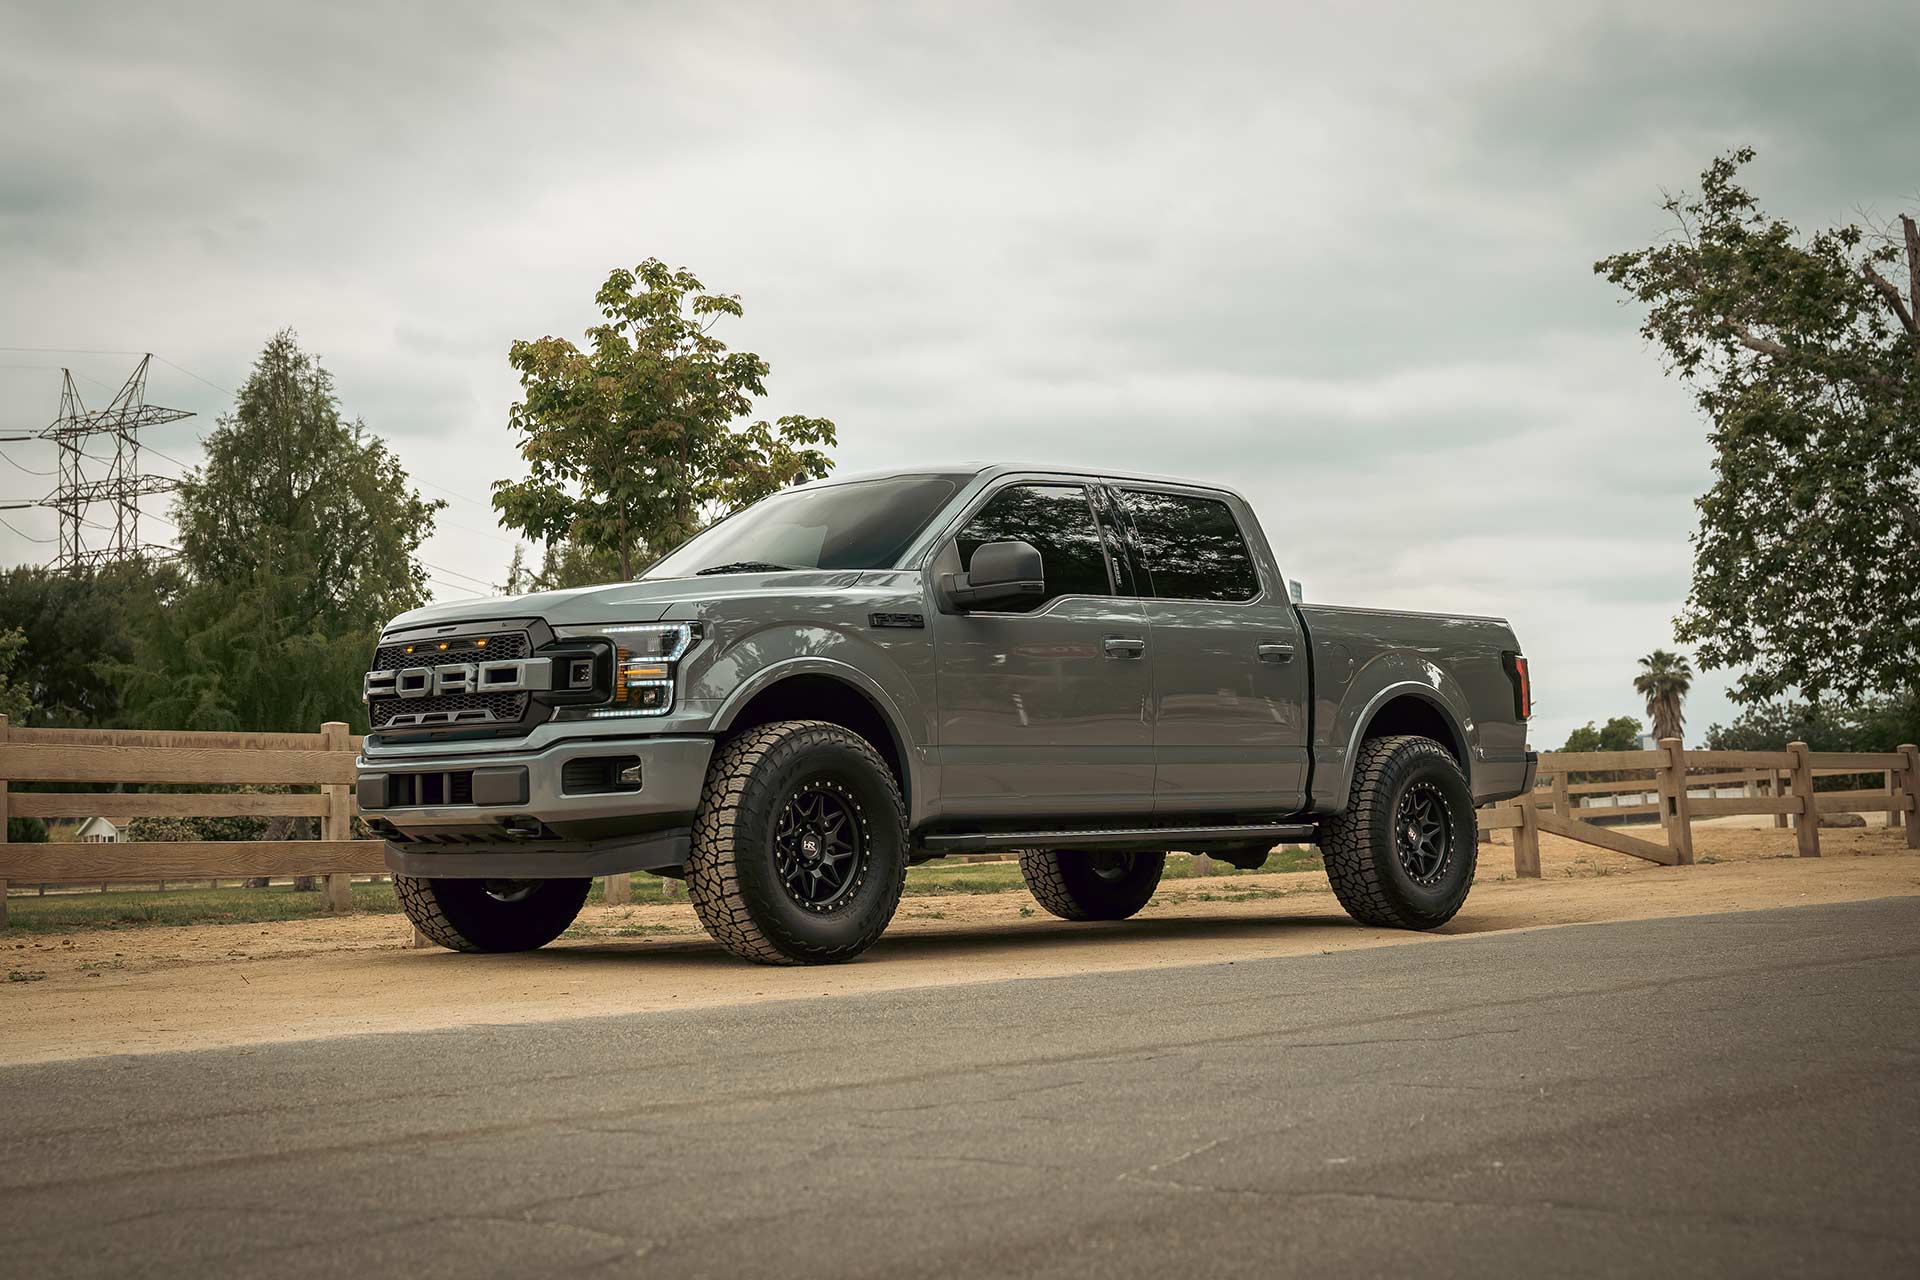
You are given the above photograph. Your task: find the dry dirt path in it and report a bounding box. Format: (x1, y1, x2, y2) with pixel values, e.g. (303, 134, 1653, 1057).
(4, 819, 1913, 1067)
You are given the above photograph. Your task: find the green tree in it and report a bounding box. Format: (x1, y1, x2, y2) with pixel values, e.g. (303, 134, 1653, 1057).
(119, 331, 441, 733)
(0, 563, 165, 726)
(494, 259, 837, 579)
(174, 330, 440, 631)
(1634, 650, 1694, 743)
(1597, 149, 1920, 703)
(1560, 716, 1644, 753)
(1, 626, 47, 842)
(0, 626, 35, 725)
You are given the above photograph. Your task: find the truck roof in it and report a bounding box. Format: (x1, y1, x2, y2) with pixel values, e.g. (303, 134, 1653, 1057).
(790, 462, 1257, 504)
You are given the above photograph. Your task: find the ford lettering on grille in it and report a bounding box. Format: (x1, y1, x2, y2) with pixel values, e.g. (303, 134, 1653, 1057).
(364, 630, 549, 730)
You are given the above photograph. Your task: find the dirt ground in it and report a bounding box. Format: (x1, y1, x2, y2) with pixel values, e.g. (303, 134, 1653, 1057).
(4, 816, 1914, 1067)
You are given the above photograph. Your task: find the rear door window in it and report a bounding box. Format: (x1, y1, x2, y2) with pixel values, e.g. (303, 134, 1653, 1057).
(954, 483, 1112, 611)
(1117, 489, 1261, 602)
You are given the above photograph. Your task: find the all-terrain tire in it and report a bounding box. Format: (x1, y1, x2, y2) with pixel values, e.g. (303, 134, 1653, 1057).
(1018, 849, 1166, 921)
(394, 876, 592, 952)
(1320, 734, 1476, 930)
(685, 720, 909, 965)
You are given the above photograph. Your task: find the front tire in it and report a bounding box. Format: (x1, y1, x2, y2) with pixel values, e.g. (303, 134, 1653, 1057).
(686, 720, 909, 965)
(1019, 849, 1165, 921)
(1320, 734, 1476, 930)
(394, 876, 591, 952)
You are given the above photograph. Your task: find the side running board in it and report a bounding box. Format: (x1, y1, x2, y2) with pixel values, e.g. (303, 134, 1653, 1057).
(918, 822, 1318, 855)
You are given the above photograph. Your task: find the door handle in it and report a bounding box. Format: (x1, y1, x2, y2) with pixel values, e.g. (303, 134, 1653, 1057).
(1104, 636, 1147, 658)
(1258, 642, 1296, 663)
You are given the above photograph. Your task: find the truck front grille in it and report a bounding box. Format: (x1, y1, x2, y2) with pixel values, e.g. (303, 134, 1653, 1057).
(367, 628, 534, 731)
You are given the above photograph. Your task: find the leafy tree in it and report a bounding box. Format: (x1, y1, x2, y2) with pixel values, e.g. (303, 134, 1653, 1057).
(1, 627, 47, 842)
(494, 259, 837, 580)
(0, 626, 33, 725)
(173, 330, 441, 632)
(1706, 690, 1920, 754)
(1597, 149, 1920, 703)
(0, 564, 164, 726)
(120, 331, 440, 733)
(1560, 716, 1644, 753)
(1634, 650, 1694, 743)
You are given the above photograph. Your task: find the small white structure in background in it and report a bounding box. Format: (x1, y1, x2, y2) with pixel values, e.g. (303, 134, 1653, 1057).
(74, 816, 120, 843)
(1638, 733, 1659, 750)
(1288, 579, 1304, 603)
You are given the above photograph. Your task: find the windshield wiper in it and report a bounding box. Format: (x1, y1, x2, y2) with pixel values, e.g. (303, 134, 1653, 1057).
(692, 560, 804, 577)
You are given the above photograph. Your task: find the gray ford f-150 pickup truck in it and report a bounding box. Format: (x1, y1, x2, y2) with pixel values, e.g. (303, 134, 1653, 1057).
(359, 464, 1535, 964)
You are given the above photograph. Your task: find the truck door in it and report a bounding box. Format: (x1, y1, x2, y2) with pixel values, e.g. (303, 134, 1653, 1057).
(1111, 484, 1310, 816)
(929, 479, 1155, 820)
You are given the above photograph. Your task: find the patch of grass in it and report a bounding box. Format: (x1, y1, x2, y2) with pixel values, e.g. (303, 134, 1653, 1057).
(2, 881, 407, 934)
(0, 845, 1328, 934)
(8, 969, 48, 982)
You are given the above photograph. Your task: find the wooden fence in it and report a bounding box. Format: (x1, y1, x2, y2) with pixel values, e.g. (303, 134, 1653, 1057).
(2, 716, 1916, 926)
(1479, 738, 1920, 877)
(0, 716, 382, 929)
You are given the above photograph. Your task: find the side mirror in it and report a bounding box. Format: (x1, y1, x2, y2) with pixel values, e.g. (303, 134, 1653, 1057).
(941, 540, 1045, 611)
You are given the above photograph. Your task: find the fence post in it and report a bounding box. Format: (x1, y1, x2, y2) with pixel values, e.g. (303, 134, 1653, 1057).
(604, 871, 632, 905)
(1885, 769, 1900, 829)
(1786, 740, 1820, 857)
(1, 713, 10, 932)
(1770, 768, 1789, 828)
(1551, 770, 1570, 820)
(1513, 800, 1541, 879)
(1899, 744, 1920, 850)
(320, 722, 355, 912)
(1656, 738, 1694, 865)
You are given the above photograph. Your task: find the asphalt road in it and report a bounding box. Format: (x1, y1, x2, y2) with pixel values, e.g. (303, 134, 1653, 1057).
(5, 897, 1916, 1279)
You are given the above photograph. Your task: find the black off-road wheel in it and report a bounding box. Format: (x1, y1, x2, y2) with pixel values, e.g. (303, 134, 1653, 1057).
(1320, 734, 1477, 930)
(394, 876, 592, 953)
(686, 720, 909, 965)
(1019, 849, 1166, 921)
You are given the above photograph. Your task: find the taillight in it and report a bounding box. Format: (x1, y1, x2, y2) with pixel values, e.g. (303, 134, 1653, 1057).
(1503, 652, 1531, 721)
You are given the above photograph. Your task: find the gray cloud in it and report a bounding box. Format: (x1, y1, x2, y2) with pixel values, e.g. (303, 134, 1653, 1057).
(2, 0, 1911, 745)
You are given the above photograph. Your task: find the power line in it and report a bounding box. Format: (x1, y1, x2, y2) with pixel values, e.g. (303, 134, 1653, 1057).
(1, 447, 53, 476)
(422, 559, 497, 589)
(0, 513, 52, 542)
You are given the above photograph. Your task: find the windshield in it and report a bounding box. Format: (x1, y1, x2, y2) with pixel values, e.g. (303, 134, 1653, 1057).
(642, 474, 973, 579)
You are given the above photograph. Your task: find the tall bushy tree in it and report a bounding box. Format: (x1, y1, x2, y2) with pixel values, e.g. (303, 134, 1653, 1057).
(494, 259, 836, 580)
(1597, 150, 1920, 703)
(121, 331, 440, 732)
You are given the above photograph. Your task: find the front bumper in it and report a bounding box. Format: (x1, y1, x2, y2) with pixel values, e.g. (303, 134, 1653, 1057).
(356, 735, 715, 879)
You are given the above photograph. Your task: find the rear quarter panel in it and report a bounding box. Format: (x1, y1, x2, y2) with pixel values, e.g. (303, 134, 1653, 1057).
(1300, 605, 1529, 811)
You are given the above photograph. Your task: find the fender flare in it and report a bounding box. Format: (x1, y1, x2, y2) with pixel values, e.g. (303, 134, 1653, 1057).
(711, 656, 924, 817)
(1330, 680, 1474, 804)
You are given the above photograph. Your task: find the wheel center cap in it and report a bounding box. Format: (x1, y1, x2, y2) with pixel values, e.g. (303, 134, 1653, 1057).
(801, 833, 822, 861)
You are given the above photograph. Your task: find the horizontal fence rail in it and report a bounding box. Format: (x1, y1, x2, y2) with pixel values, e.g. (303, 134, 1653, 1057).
(1481, 738, 1920, 877)
(2, 718, 1916, 925)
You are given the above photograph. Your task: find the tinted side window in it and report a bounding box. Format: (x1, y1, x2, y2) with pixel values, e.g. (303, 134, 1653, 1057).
(955, 483, 1111, 611)
(1119, 490, 1261, 602)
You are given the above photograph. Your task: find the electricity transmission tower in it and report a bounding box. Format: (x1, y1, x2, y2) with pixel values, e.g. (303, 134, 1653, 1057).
(35, 355, 193, 572)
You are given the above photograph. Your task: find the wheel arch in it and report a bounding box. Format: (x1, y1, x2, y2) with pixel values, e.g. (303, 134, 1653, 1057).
(1332, 683, 1472, 803)
(712, 661, 920, 821)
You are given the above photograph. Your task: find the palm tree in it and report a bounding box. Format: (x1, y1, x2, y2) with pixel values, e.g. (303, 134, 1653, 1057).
(1634, 650, 1694, 744)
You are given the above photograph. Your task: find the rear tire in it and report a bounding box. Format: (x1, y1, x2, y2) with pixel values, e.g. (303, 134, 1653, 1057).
(1320, 734, 1476, 930)
(686, 720, 909, 965)
(1019, 849, 1165, 921)
(394, 876, 591, 952)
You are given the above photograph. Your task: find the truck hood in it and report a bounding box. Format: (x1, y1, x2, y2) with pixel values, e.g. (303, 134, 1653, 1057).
(382, 569, 913, 632)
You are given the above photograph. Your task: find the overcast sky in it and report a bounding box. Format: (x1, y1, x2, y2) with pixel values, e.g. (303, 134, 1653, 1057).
(1, 0, 1912, 747)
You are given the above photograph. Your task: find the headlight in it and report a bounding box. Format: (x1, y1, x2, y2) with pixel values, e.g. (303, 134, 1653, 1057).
(593, 622, 698, 718)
